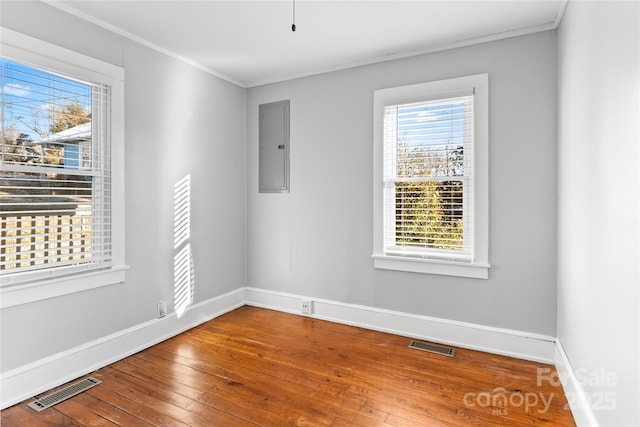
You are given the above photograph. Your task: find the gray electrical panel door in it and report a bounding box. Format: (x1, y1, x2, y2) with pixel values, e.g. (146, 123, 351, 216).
(259, 100, 290, 193)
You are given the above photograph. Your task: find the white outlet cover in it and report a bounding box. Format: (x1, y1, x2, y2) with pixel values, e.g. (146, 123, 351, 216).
(157, 301, 167, 318)
(301, 300, 312, 314)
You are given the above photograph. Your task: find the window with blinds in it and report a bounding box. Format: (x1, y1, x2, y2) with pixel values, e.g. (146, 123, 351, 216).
(383, 95, 474, 260)
(1, 57, 112, 277)
(373, 74, 489, 278)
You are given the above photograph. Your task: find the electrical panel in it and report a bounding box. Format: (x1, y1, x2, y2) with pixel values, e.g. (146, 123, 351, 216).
(259, 100, 290, 193)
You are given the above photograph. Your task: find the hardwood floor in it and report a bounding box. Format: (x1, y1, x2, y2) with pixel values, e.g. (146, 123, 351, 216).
(1, 306, 576, 426)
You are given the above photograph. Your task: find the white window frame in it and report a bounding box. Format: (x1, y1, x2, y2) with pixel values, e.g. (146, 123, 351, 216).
(0, 28, 126, 307)
(372, 74, 489, 279)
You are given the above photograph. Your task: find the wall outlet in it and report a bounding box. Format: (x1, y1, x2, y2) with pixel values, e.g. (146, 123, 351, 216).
(301, 299, 313, 315)
(157, 301, 167, 318)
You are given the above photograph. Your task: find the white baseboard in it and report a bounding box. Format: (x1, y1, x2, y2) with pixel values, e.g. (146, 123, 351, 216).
(554, 340, 599, 427)
(245, 287, 556, 364)
(0, 288, 245, 410)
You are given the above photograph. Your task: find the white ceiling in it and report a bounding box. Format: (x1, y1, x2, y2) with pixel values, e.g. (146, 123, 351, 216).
(51, 0, 566, 87)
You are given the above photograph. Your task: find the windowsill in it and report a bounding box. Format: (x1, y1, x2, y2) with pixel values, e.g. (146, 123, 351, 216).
(0, 265, 128, 309)
(372, 254, 489, 279)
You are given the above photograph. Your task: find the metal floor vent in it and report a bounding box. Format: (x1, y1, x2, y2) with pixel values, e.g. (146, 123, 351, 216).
(28, 377, 102, 412)
(408, 339, 456, 357)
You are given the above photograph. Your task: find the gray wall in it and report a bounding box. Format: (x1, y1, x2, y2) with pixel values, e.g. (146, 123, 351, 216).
(557, 1, 640, 425)
(246, 31, 558, 335)
(0, 1, 246, 371)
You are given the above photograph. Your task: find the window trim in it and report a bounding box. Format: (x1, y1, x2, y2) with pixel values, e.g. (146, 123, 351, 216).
(0, 27, 126, 307)
(372, 74, 489, 279)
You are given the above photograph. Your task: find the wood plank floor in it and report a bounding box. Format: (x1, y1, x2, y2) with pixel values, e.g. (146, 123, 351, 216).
(1, 306, 576, 426)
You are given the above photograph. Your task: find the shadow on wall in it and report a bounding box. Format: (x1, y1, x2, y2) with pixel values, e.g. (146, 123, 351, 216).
(174, 174, 194, 317)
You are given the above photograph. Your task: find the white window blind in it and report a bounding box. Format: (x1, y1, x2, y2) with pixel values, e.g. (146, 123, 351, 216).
(1, 57, 112, 277)
(383, 95, 474, 261)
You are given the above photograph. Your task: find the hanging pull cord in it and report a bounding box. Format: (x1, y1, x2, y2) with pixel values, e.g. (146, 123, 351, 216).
(292, 0, 296, 31)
